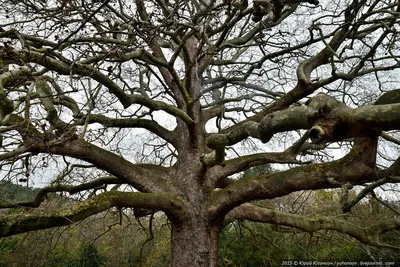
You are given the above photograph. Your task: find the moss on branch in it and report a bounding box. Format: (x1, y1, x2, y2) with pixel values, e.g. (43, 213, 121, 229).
(208, 157, 376, 221)
(226, 204, 400, 249)
(0, 191, 187, 237)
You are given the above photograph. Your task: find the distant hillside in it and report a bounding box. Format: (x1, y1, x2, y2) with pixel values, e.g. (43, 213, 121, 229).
(0, 181, 41, 202)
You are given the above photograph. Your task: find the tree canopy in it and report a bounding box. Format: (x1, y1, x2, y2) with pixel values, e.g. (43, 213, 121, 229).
(1, 0, 400, 265)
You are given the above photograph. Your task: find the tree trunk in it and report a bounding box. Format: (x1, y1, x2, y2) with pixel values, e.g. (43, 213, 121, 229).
(170, 219, 220, 267)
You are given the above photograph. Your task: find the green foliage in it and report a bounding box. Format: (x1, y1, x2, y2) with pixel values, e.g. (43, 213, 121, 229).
(78, 243, 104, 267)
(0, 181, 40, 202)
(1, 183, 400, 266)
(218, 221, 376, 266)
(0, 236, 19, 267)
(217, 188, 400, 266)
(219, 221, 280, 266)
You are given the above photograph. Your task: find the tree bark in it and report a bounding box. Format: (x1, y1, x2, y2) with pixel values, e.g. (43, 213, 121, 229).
(170, 219, 221, 267)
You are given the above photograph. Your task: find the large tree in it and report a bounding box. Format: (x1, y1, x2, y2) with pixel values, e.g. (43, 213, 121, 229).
(1, 0, 400, 265)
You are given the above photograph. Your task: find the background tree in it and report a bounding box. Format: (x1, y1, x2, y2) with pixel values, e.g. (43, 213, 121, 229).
(1, 0, 400, 266)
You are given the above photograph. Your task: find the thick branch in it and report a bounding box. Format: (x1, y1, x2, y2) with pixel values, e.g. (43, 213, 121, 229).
(207, 93, 400, 147)
(35, 77, 68, 129)
(0, 191, 187, 237)
(225, 204, 400, 249)
(208, 154, 377, 222)
(206, 152, 302, 185)
(7, 49, 193, 124)
(1, 111, 177, 195)
(35, 138, 178, 195)
(0, 66, 31, 120)
(209, 8, 354, 147)
(0, 176, 123, 208)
